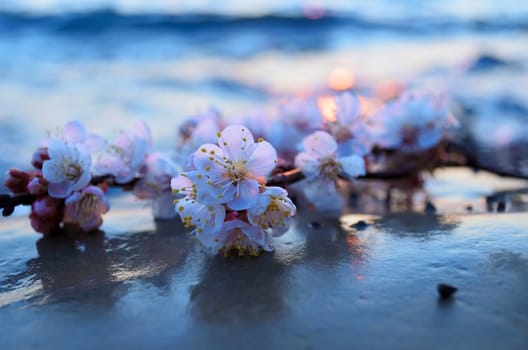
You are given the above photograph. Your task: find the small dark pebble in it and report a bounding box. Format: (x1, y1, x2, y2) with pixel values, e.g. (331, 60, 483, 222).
(425, 202, 436, 214)
(465, 204, 473, 212)
(497, 201, 506, 212)
(437, 283, 458, 299)
(309, 221, 321, 229)
(350, 220, 369, 230)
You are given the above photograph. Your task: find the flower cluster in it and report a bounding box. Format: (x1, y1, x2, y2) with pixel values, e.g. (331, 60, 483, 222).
(371, 90, 458, 152)
(3, 87, 457, 257)
(171, 125, 296, 256)
(295, 130, 366, 211)
(228, 89, 456, 210)
(4, 120, 179, 234)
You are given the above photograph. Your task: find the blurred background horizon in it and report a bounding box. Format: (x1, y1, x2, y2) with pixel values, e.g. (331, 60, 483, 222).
(1, 0, 527, 181)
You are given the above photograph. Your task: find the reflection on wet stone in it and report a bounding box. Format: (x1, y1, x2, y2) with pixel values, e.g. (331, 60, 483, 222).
(189, 255, 288, 323)
(0, 224, 192, 307)
(31, 231, 117, 306)
(375, 213, 459, 238)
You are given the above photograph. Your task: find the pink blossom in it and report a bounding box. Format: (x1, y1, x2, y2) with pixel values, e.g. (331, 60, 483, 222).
(171, 172, 226, 235)
(134, 152, 180, 219)
(93, 120, 151, 184)
(176, 108, 223, 169)
(295, 131, 366, 181)
(191, 125, 277, 211)
(268, 97, 323, 160)
(372, 90, 457, 152)
(295, 131, 365, 211)
(321, 92, 373, 156)
(29, 196, 63, 235)
(247, 186, 296, 237)
(41, 120, 105, 150)
(63, 186, 110, 232)
(198, 219, 274, 257)
(41, 139, 92, 198)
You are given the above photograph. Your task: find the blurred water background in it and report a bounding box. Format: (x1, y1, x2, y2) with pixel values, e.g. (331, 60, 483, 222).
(2, 4, 528, 347)
(0, 0, 527, 181)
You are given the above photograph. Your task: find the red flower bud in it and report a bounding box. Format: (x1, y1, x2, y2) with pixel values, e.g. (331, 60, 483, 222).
(31, 147, 50, 170)
(4, 168, 32, 194)
(29, 196, 63, 235)
(27, 174, 48, 195)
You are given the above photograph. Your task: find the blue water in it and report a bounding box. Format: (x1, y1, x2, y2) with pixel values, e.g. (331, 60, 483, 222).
(0, 0, 527, 177)
(1, 4, 528, 349)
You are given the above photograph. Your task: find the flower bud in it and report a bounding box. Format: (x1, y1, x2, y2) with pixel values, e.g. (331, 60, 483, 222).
(30, 196, 63, 235)
(27, 175, 48, 195)
(31, 147, 50, 170)
(4, 168, 31, 194)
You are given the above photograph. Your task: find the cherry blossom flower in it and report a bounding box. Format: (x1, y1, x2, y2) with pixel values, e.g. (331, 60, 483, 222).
(176, 107, 223, 169)
(321, 92, 373, 157)
(41, 120, 105, 151)
(247, 186, 296, 236)
(295, 131, 365, 208)
(133, 152, 181, 219)
(41, 139, 92, 198)
(199, 219, 274, 257)
(191, 125, 277, 211)
(93, 120, 151, 184)
(171, 172, 226, 235)
(63, 186, 110, 232)
(295, 131, 366, 182)
(265, 97, 323, 160)
(372, 90, 457, 152)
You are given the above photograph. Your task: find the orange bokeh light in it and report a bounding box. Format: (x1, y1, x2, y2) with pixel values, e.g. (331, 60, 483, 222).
(375, 80, 405, 100)
(317, 95, 337, 122)
(358, 95, 384, 117)
(328, 67, 355, 91)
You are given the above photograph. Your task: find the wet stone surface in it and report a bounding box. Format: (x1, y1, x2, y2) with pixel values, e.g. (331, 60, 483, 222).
(1, 195, 527, 349)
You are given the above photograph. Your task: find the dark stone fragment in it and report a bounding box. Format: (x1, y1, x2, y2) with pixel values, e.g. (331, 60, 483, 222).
(497, 201, 506, 212)
(437, 283, 458, 299)
(309, 221, 321, 229)
(350, 220, 368, 230)
(2, 206, 15, 217)
(425, 202, 436, 214)
(465, 205, 473, 212)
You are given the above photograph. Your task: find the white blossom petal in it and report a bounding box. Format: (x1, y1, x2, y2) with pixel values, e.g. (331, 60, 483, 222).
(63, 120, 87, 144)
(294, 152, 320, 179)
(245, 140, 277, 177)
(227, 179, 259, 210)
(301, 131, 337, 157)
(217, 125, 256, 162)
(339, 155, 366, 178)
(48, 182, 74, 198)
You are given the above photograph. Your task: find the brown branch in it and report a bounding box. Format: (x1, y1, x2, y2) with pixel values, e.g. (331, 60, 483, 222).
(1, 193, 36, 216)
(266, 167, 421, 186)
(443, 141, 528, 180)
(0, 174, 139, 217)
(2, 142, 527, 216)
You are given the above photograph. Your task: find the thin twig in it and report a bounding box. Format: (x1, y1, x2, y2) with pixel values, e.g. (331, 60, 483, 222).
(2, 141, 527, 216)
